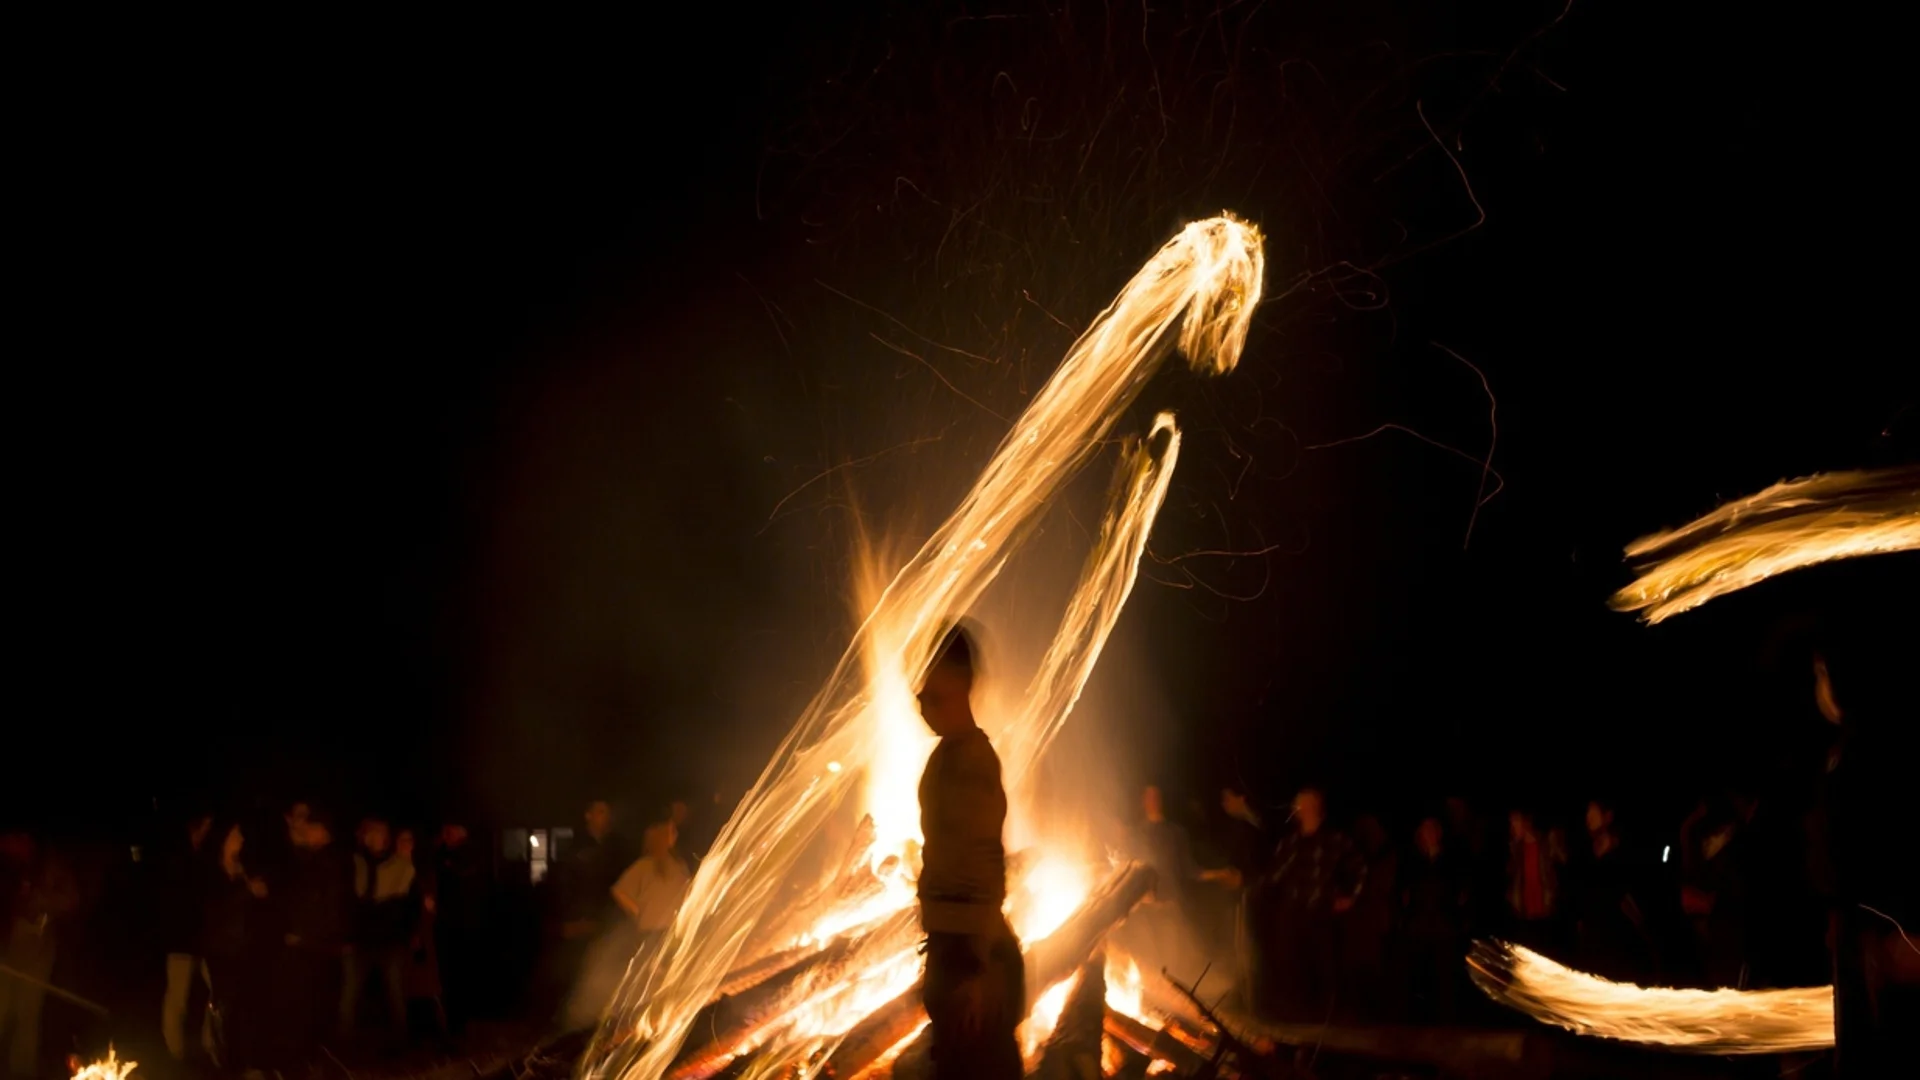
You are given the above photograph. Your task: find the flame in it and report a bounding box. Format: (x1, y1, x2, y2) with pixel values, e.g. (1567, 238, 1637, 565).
(1105, 954, 1146, 1021)
(1611, 466, 1920, 624)
(584, 214, 1262, 1080)
(1009, 853, 1096, 942)
(1470, 940, 1834, 1054)
(72, 1048, 136, 1080)
(1020, 974, 1080, 1061)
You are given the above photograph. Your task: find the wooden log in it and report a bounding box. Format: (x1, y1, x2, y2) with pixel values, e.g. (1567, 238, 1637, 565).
(1033, 953, 1106, 1079)
(1023, 862, 1158, 1003)
(668, 907, 921, 1079)
(826, 862, 1160, 1079)
(1102, 1007, 1211, 1076)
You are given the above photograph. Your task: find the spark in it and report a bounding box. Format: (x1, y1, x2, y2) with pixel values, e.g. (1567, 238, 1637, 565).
(868, 333, 1009, 422)
(581, 214, 1263, 1080)
(1610, 466, 1920, 624)
(1430, 342, 1500, 547)
(1469, 940, 1833, 1054)
(758, 434, 949, 535)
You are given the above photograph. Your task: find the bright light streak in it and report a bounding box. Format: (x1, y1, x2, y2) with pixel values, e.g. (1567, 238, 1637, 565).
(1470, 940, 1833, 1054)
(1662, 845, 1670, 864)
(1610, 466, 1920, 624)
(581, 215, 1263, 1080)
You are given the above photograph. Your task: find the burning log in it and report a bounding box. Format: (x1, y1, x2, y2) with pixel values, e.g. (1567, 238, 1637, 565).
(668, 908, 921, 1079)
(1101, 1008, 1210, 1076)
(1034, 955, 1106, 1079)
(825, 862, 1160, 1079)
(1023, 863, 1157, 1002)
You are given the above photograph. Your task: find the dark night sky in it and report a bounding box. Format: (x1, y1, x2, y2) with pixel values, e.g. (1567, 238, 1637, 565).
(14, 2, 1915, 837)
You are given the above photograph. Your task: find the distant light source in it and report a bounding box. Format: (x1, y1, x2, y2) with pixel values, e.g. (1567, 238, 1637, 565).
(1662, 845, 1671, 863)
(530, 834, 542, 848)
(826, 761, 843, 774)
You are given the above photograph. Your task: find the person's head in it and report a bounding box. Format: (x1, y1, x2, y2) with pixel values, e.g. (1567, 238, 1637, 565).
(1221, 788, 1251, 819)
(1142, 785, 1166, 822)
(1509, 809, 1535, 841)
(585, 800, 614, 840)
(286, 801, 312, 845)
(440, 823, 469, 849)
(915, 623, 979, 738)
(359, 819, 392, 856)
(1292, 788, 1325, 835)
(220, 823, 245, 864)
(1585, 800, 1615, 836)
(643, 822, 677, 859)
(668, 800, 690, 829)
(1416, 817, 1444, 859)
(395, 829, 416, 860)
(304, 818, 333, 849)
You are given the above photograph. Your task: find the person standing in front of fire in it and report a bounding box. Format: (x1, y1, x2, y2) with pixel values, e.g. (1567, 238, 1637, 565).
(915, 622, 1024, 1080)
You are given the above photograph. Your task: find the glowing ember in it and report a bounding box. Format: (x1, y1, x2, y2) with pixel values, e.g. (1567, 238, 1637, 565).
(1470, 940, 1834, 1054)
(583, 214, 1262, 1080)
(71, 1048, 136, 1080)
(1610, 466, 1920, 624)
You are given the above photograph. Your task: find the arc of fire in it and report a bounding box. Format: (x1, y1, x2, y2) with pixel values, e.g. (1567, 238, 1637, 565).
(1478, 466, 1918, 1052)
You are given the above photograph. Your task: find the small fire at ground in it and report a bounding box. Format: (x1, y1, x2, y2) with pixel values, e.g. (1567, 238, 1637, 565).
(70, 1048, 136, 1080)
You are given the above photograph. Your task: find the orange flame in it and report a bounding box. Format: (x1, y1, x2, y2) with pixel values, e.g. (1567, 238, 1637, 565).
(1611, 466, 1920, 624)
(1470, 940, 1833, 1054)
(583, 215, 1263, 1080)
(71, 1048, 137, 1080)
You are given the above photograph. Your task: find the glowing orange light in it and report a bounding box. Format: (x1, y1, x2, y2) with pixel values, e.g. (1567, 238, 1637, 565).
(71, 1048, 137, 1080)
(1470, 941, 1833, 1054)
(1611, 466, 1920, 624)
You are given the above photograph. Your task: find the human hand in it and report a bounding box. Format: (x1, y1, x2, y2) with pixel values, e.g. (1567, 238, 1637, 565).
(247, 877, 268, 899)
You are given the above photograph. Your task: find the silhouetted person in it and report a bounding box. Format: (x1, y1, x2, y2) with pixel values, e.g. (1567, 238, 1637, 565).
(1128, 785, 1222, 978)
(158, 811, 214, 1063)
(270, 811, 346, 1067)
(564, 821, 694, 1030)
(432, 823, 488, 1035)
(1260, 788, 1364, 1021)
(0, 830, 77, 1078)
(1402, 817, 1468, 1021)
(1569, 799, 1655, 982)
(343, 818, 415, 1047)
(1339, 814, 1397, 1020)
(916, 623, 1023, 1080)
(1679, 796, 1748, 985)
(1806, 645, 1919, 1075)
(1504, 809, 1567, 954)
(612, 822, 690, 952)
(202, 821, 269, 1071)
(553, 799, 630, 1020)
